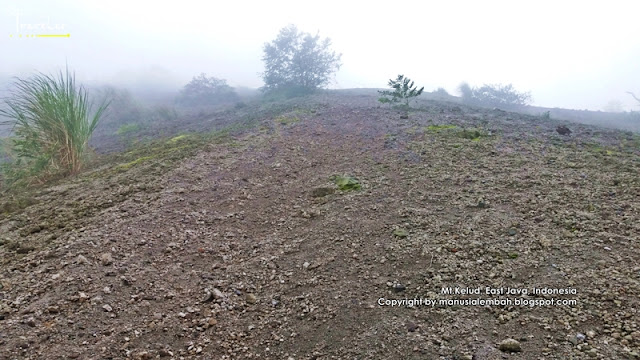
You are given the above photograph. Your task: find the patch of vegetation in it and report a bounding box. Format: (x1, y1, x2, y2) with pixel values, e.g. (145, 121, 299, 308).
(0, 67, 109, 186)
(275, 115, 300, 125)
(459, 82, 531, 108)
(116, 156, 154, 171)
(167, 134, 190, 144)
(331, 175, 361, 191)
(393, 228, 408, 238)
(116, 123, 141, 136)
(427, 124, 458, 132)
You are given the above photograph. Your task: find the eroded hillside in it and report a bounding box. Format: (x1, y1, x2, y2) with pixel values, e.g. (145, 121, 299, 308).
(1, 93, 639, 359)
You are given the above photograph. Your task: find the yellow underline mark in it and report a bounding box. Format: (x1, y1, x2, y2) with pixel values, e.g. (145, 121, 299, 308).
(37, 34, 70, 38)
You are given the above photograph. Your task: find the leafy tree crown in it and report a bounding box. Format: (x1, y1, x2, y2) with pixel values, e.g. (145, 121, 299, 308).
(262, 25, 342, 93)
(175, 73, 238, 106)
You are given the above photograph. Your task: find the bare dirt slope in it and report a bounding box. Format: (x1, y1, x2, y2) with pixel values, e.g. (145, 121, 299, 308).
(1, 93, 640, 359)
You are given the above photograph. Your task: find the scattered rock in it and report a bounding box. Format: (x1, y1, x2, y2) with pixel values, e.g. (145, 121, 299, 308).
(556, 125, 572, 136)
(202, 291, 214, 303)
(392, 283, 406, 293)
(246, 293, 257, 304)
(210, 288, 224, 300)
(76, 255, 91, 265)
(16, 245, 35, 254)
(473, 344, 502, 360)
(100, 253, 113, 266)
(498, 338, 522, 352)
(102, 304, 113, 312)
(25, 317, 36, 327)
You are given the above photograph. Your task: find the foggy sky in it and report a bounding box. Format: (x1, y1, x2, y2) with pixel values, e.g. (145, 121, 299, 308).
(1, 0, 639, 111)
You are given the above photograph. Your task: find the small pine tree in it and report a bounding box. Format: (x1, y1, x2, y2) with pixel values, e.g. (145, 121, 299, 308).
(378, 75, 424, 107)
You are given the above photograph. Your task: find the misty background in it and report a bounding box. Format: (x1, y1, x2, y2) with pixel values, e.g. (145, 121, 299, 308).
(1, 0, 639, 111)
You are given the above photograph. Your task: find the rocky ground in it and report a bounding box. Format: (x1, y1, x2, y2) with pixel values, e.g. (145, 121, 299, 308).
(1, 93, 639, 359)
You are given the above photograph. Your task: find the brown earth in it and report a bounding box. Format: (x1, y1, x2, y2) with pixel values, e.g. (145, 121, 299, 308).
(1, 93, 640, 359)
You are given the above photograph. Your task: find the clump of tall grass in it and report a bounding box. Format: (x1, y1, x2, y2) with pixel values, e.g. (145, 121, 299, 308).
(0, 68, 109, 183)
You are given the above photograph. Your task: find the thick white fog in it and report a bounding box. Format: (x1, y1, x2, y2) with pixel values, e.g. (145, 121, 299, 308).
(1, 0, 639, 111)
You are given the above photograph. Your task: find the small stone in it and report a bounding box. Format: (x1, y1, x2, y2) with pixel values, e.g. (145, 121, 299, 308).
(102, 304, 113, 312)
(76, 255, 91, 265)
(202, 291, 214, 303)
(407, 322, 417, 332)
(135, 351, 152, 360)
(100, 253, 113, 266)
(158, 349, 172, 357)
(498, 338, 521, 352)
(211, 288, 224, 299)
(246, 293, 257, 304)
(586, 330, 596, 338)
(392, 283, 406, 293)
(507, 228, 517, 236)
(208, 318, 217, 326)
(303, 262, 310, 269)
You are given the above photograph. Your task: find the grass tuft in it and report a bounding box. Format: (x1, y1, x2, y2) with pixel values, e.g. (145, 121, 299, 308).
(0, 67, 109, 184)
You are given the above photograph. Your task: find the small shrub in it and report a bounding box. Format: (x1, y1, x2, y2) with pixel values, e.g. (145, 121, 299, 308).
(378, 75, 424, 107)
(459, 82, 531, 108)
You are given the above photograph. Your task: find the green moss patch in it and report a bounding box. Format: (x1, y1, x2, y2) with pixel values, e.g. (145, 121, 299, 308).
(331, 175, 361, 191)
(116, 156, 154, 171)
(426, 124, 458, 132)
